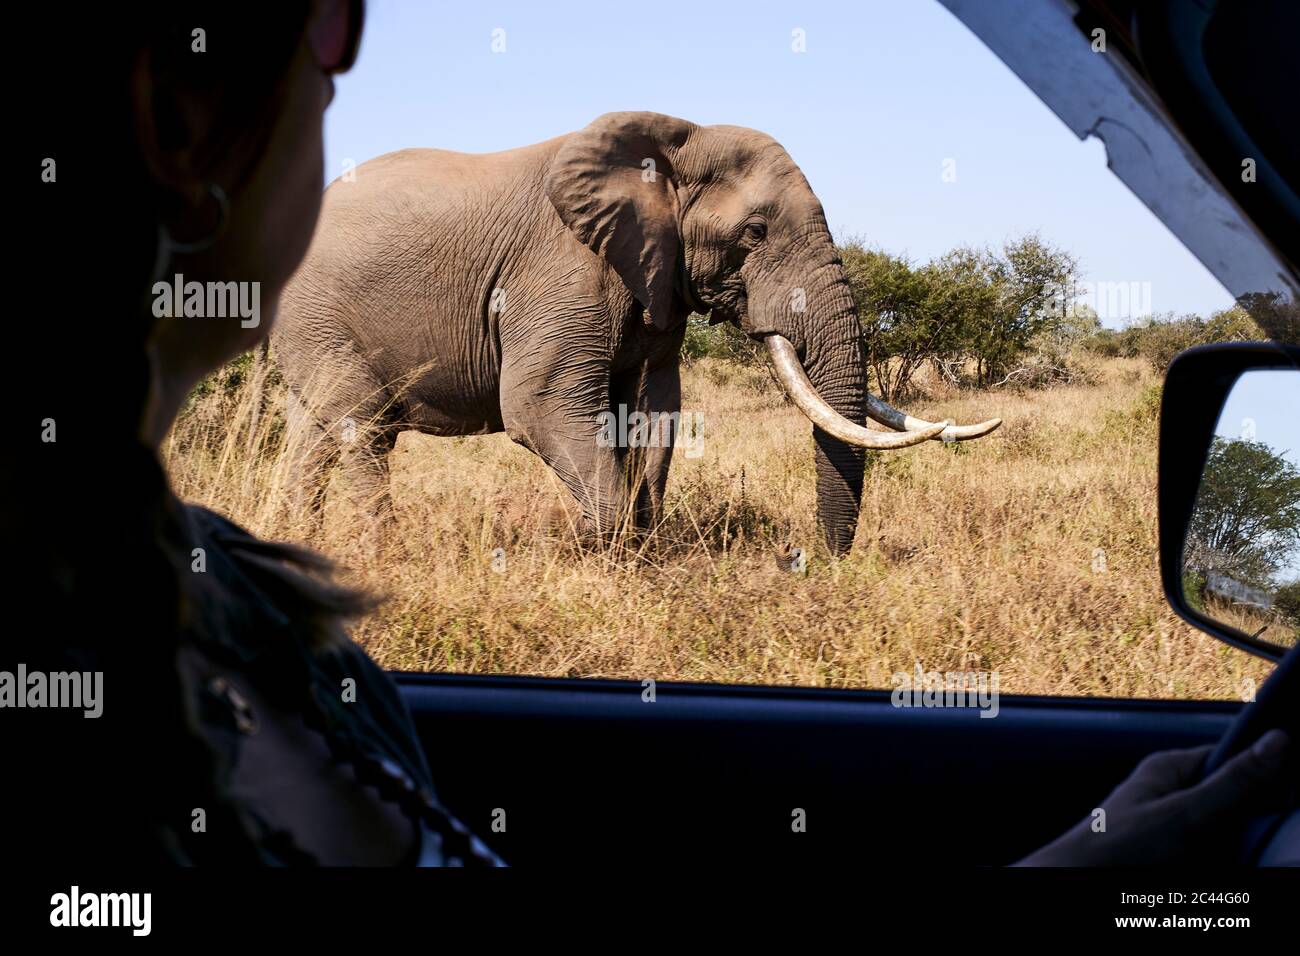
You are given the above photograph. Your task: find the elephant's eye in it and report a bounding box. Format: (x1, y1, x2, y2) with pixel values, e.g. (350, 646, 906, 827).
(742, 221, 767, 244)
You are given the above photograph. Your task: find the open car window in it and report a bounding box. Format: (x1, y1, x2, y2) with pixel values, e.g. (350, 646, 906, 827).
(166, 0, 1296, 702)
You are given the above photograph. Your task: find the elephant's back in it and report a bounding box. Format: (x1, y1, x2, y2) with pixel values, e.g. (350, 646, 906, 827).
(330, 147, 494, 195)
(316, 148, 479, 234)
(304, 142, 556, 265)
(292, 136, 566, 301)
(273, 142, 552, 407)
(323, 139, 562, 210)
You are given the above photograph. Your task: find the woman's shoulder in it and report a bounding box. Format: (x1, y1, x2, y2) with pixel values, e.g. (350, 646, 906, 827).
(181, 503, 328, 577)
(178, 502, 375, 646)
(176, 503, 439, 787)
(183, 501, 252, 541)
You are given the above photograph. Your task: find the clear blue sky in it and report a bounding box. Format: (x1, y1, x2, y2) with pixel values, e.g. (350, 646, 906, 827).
(324, 0, 1236, 326)
(1217, 370, 1299, 469)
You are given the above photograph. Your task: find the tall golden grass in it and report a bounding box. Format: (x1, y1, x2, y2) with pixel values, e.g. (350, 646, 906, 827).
(164, 353, 1272, 699)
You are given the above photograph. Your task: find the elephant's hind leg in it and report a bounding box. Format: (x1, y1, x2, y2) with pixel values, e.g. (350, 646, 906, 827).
(334, 423, 400, 527)
(283, 387, 338, 534)
(283, 381, 401, 545)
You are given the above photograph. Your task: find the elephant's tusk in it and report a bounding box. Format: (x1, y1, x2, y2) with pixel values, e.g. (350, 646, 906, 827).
(865, 393, 1002, 442)
(765, 335, 948, 449)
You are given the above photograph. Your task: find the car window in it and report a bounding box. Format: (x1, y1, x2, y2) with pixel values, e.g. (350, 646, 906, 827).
(166, 0, 1281, 701)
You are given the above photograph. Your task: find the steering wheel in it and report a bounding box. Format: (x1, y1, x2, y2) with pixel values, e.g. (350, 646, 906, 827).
(1201, 637, 1300, 865)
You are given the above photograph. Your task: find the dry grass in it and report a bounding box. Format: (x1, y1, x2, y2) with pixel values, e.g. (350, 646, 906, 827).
(164, 354, 1272, 700)
(1201, 595, 1298, 652)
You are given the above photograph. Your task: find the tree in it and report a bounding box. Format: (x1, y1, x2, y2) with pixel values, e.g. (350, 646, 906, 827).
(1237, 290, 1299, 346)
(1184, 437, 1300, 589)
(948, 235, 1079, 387)
(842, 234, 1078, 397)
(840, 243, 971, 401)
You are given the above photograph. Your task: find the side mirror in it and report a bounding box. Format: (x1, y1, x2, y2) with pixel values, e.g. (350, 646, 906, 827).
(1160, 342, 1300, 661)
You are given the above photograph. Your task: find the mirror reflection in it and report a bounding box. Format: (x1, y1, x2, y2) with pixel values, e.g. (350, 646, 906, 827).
(1182, 368, 1300, 649)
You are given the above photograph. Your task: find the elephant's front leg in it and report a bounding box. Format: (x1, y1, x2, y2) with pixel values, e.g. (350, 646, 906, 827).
(615, 359, 682, 532)
(499, 351, 630, 544)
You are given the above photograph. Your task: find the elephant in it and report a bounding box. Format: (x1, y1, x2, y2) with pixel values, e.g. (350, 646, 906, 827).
(272, 111, 1000, 555)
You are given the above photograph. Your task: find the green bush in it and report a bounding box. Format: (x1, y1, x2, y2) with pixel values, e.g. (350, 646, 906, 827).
(682, 314, 763, 366)
(1275, 580, 1300, 630)
(1082, 308, 1264, 371)
(1182, 570, 1207, 614)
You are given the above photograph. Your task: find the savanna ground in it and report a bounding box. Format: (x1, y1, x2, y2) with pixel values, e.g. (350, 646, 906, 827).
(166, 351, 1273, 700)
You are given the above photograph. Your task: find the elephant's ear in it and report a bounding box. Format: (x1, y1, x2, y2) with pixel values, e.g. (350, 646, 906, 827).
(544, 112, 696, 331)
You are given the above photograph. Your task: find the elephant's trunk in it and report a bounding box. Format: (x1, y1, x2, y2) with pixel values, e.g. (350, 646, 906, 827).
(762, 251, 1002, 555)
(780, 270, 874, 555)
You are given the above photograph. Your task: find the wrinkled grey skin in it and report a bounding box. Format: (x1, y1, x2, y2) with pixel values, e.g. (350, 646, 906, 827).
(274, 111, 867, 554)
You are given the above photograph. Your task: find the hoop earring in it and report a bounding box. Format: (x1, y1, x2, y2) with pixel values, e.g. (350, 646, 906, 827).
(162, 182, 230, 255)
(150, 221, 172, 286)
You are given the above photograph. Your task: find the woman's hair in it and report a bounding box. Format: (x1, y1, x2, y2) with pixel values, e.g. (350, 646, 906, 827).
(23, 2, 370, 863)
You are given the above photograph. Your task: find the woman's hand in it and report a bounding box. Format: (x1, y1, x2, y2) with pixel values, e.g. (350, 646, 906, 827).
(1016, 729, 1290, 866)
